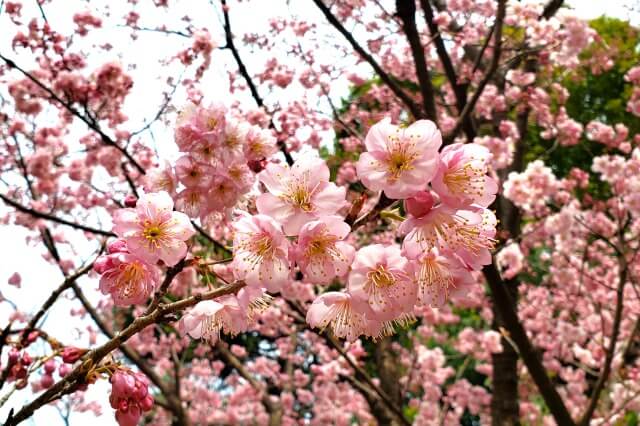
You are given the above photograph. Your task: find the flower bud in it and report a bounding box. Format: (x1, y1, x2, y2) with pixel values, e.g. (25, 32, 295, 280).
(124, 195, 138, 208)
(21, 353, 32, 366)
(40, 374, 54, 389)
(58, 363, 72, 377)
(43, 359, 56, 374)
(405, 190, 435, 218)
(62, 347, 86, 364)
(107, 239, 129, 254)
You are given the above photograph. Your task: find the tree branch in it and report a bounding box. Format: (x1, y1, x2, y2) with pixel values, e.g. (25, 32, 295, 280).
(420, 0, 475, 138)
(0, 53, 145, 174)
(484, 261, 575, 425)
(220, 0, 293, 165)
(4, 276, 245, 425)
(310, 0, 424, 120)
(69, 282, 191, 425)
(396, 0, 437, 120)
(443, 0, 506, 144)
(577, 257, 627, 425)
(0, 193, 115, 237)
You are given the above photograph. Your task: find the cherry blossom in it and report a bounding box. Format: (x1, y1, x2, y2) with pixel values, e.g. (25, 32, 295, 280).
(356, 118, 442, 199)
(94, 241, 161, 306)
(256, 156, 347, 235)
(231, 213, 291, 292)
(291, 216, 354, 284)
(112, 191, 195, 266)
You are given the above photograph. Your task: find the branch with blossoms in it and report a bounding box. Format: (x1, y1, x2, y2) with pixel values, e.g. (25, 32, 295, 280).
(3, 93, 500, 425)
(0, 54, 145, 175)
(5, 0, 640, 425)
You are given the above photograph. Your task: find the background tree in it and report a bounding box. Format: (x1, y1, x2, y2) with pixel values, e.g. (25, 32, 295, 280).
(0, 1, 639, 426)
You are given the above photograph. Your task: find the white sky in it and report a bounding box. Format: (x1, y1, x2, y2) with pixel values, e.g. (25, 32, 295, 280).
(0, 0, 637, 425)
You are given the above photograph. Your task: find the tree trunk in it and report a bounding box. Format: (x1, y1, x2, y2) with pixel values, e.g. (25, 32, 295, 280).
(491, 278, 521, 426)
(374, 337, 403, 426)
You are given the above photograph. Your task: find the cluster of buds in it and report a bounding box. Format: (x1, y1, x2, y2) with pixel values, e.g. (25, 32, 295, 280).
(6, 348, 32, 388)
(109, 370, 154, 426)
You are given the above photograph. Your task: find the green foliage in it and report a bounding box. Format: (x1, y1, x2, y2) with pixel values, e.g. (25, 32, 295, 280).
(521, 17, 640, 206)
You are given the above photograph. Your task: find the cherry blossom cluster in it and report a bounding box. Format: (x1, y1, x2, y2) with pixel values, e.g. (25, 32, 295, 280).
(104, 111, 496, 344)
(94, 192, 194, 305)
(145, 102, 278, 221)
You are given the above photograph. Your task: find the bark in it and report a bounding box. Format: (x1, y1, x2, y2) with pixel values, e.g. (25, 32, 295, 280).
(373, 337, 403, 426)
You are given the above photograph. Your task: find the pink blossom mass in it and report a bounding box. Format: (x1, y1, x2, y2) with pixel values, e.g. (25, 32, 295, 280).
(1, 1, 638, 426)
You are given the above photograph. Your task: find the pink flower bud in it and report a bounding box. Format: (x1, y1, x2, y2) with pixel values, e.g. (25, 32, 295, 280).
(58, 363, 71, 377)
(27, 331, 39, 343)
(140, 395, 154, 412)
(115, 404, 141, 426)
(7, 272, 21, 287)
(40, 374, 54, 388)
(247, 158, 266, 173)
(62, 347, 86, 364)
(8, 349, 19, 365)
(405, 190, 435, 218)
(107, 239, 129, 254)
(21, 353, 32, 366)
(93, 256, 112, 274)
(43, 359, 56, 374)
(124, 195, 138, 208)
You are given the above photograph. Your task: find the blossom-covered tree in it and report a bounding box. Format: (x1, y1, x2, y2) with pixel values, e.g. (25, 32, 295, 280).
(0, 1, 639, 425)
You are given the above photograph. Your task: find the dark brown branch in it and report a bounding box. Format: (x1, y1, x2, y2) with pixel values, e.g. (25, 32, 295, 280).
(220, 0, 293, 166)
(0, 53, 145, 174)
(396, 0, 437, 120)
(311, 0, 424, 120)
(347, 192, 396, 231)
(0, 193, 115, 237)
(420, 0, 475, 139)
(69, 282, 190, 425)
(541, 0, 564, 20)
(484, 262, 575, 425)
(444, 0, 506, 144)
(192, 221, 231, 255)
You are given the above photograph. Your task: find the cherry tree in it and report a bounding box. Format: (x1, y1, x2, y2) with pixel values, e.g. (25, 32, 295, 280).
(0, 0, 639, 425)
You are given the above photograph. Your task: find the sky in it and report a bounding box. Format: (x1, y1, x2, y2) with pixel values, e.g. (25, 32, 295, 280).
(0, 0, 638, 425)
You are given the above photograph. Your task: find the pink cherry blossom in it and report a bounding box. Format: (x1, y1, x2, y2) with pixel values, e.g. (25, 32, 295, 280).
(232, 213, 291, 292)
(174, 102, 226, 152)
(306, 292, 379, 341)
(347, 244, 414, 320)
(400, 205, 496, 271)
(179, 296, 248, 342)
(94, 247, 160, 306)
(356, 118, 442, 199)
(175, 155, 214, 189)
(112, 191, 195, 266)
(256, 156, 347, 235)
(431, 143, 498, 208)
(291, 216, 355, 284)
(404, 245, 475, 306)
